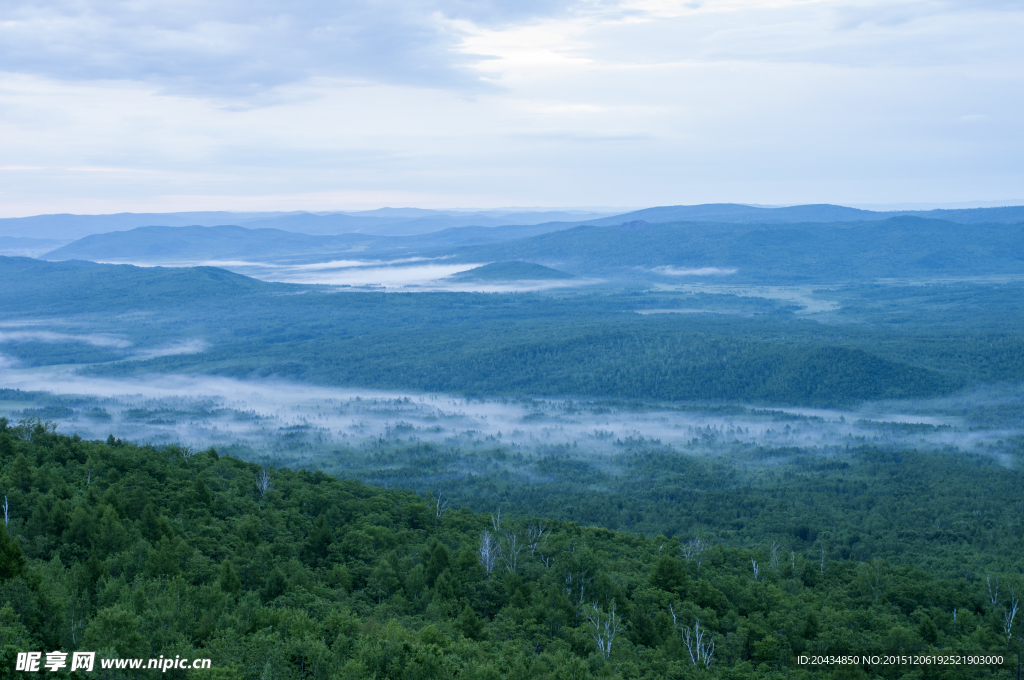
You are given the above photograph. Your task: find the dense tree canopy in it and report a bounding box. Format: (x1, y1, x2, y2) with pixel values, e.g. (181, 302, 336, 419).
(0, 418, 1019, 679)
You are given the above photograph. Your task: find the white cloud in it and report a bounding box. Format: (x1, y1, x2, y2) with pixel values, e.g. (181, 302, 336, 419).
(133, 339, 209, 358)
(653, 266, 738, 276)
(0, 0, 584, 97)
(0, 331, 132, 348)
(0, 0, 1021, 214)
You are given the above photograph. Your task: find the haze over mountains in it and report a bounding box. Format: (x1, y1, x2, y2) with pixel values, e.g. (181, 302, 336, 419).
(441, 216, 1024, 283)
(32, 202, 1024, 286)
(582, 202, 1024, 226)
(6, 201, 1024, 243)
(0, 207, 618, 241)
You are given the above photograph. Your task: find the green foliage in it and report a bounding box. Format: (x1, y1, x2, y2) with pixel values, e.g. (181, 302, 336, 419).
(219, 559, 241, 595)
(0, 432, 1018, 678)
(14, 257, 1024, 407)
(324, 438, 1024, 578)
(0, 525, 25, 581)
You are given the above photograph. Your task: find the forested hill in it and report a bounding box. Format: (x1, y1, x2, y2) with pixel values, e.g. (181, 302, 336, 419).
(580, 203, 1024, 226)
(442, 217, 1024, 282)
(42, 226, 374, 263)
(0, 420, 1018, 678)
(0, 256, 285, 310)
(451, 261, 574, 281)
(0, 256, 976, 407)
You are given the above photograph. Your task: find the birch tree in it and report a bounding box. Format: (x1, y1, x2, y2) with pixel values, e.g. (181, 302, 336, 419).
(682, 619, 716, 668)
(681, 537, 708, 567)
(1004, 587, 1019, 644)
(478, 530, 499, 575)
(584, 600, 623, 660)
(255, 468, 273, 509)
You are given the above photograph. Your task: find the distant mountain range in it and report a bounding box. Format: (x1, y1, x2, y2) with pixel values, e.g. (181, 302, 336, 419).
(41, 221, 581, 263)
(0, 208, 616, 240)
(441, 216, 1024, 282)
(39, 214, 1024, 284)
(239, 210, 616, 236)
(24, 202, 1024, 285)
(42, 225, 375, 263)
(585, 203, 1024, 226)
(7, 202, 1024, 241)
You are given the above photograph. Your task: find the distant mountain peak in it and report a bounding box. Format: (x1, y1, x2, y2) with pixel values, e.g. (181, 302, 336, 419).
(450, 261, 574, 281)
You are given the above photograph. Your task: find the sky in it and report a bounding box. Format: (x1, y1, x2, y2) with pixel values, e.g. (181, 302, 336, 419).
(0, 0, 1022, 216)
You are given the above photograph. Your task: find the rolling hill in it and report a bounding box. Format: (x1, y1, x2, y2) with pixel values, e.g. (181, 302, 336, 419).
(8, 203, 1024, 249)
(42, 225, 373, 262)
(2, 208, 616, 240)
(580, 202, 1024, 226)
(40, 222, 593, 264)
(440, 216, 1024, 282)
(449, 261, 574, 281)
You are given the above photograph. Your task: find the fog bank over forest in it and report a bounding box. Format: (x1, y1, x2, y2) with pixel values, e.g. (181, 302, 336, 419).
(3, 204, 1024, 552)
(3, 366, 1019, 466)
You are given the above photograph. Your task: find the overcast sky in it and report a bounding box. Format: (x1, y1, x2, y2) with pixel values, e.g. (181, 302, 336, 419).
(0, 0, 1021, 216)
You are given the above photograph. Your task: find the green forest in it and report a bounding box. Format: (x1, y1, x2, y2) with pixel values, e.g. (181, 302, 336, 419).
(2, 247, 1024, 679)
(0, 418, 1021, 679)
(316, 435, 1024, 578)
(6, 257, 1024, 409)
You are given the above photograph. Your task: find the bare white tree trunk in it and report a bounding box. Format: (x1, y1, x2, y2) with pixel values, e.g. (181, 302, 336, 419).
(434, 492, 449, 519)
(478, 530, 499, 575)
(2, 495, 8, 526)
(751, 558, 759, 581)
(527, 522, 548, 555)
(584, 601, 623, 660)
(682, 619, 715, 668)
(988, 575, 1001, 607)
(563, 568, 592, 605)
(1005, 587, 1020, 644)
(256, 468, 273, 508)
(681, 537, 708, 567)
(501, 531, 523, 574)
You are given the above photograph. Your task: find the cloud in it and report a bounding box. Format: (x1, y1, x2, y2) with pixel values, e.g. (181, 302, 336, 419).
(133, 339, 209, 358)
(0, 0, 581, 97)
(1, 0, 1023, 212)
(2, 1, 1021, 97)
(652, 266, 738, 276)
(0, 331, 132, 348)
(1, 363, 1018, 465)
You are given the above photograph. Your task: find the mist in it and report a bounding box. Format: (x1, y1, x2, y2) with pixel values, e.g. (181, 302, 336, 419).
(3, 366, 1019, 475)
(84, 256, 599, 291)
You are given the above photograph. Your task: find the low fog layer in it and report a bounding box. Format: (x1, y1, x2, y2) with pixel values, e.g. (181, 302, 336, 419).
(2, 366, 1018, 468)
(85, 257, 598, 292)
